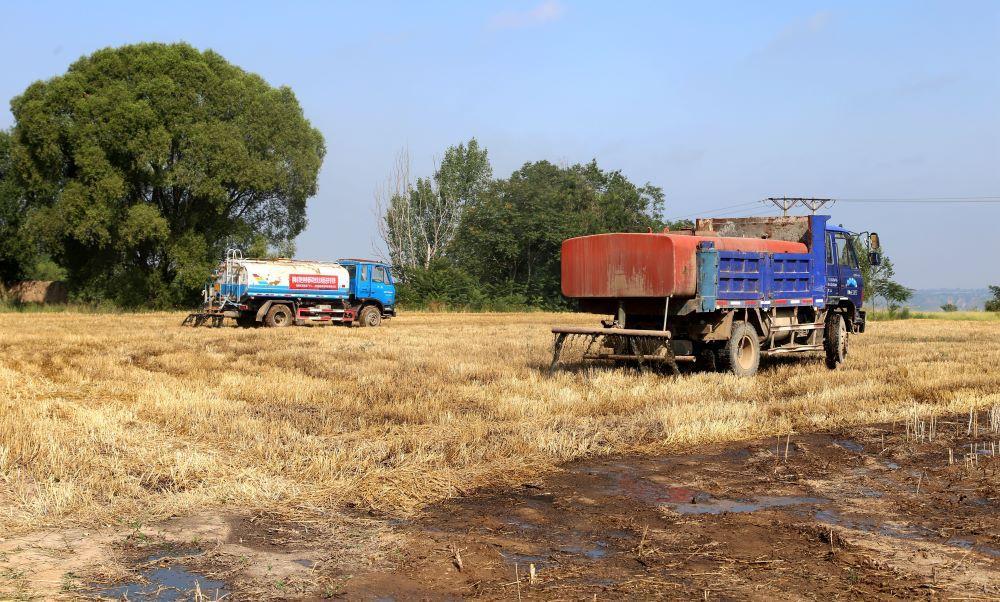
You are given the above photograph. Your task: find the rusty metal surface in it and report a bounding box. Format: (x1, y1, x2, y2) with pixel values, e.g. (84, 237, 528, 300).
(551, 325, 673, 338)
(561, 232, 806, 299)
(582, 353, 696, 362)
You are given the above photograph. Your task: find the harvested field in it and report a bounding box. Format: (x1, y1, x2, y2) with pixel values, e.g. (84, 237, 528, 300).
(0, 311, 998, 599)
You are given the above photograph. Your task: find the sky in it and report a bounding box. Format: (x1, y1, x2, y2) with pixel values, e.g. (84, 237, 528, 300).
(1, 1, 998, 289)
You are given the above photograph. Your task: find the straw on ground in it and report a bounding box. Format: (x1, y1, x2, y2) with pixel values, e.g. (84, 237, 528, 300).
(1, 311, 998, 535)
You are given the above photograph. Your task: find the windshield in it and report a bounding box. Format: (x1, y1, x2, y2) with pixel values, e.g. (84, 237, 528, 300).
(835, 234, 858, 268)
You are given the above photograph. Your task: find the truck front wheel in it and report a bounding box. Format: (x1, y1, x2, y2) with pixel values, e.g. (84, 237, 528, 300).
(824, 313, 848, 369)
(358, 305, 382, 327)
(718, 322, 760, 377)
(265, 304, 294, 327)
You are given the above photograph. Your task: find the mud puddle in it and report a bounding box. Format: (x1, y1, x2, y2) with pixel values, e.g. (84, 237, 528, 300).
(339, 415, 999, 600)
(97, 564, 229, 601)
(93, 544, 228, 600)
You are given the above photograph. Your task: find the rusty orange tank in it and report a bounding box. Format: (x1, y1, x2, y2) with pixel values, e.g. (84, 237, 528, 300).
(561, 232, 807, 299)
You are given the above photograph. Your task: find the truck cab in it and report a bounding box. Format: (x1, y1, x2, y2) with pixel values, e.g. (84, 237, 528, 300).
(339, 259, 397, 321)
(824, 224, 866, 332)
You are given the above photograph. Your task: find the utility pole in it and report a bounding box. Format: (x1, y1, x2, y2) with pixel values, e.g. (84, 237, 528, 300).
(764, 197, 835, 215)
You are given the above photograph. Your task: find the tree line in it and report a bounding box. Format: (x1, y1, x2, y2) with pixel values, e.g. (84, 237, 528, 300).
(376, 140, 674, 309)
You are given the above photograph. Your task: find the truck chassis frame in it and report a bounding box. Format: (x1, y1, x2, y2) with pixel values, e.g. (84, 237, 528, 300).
(550, 305, 849, 376)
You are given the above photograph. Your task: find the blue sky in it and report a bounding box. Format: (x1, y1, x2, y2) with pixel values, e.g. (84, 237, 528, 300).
(2, 1, 998, 288)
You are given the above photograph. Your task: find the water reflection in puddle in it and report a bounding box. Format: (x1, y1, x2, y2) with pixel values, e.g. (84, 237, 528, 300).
(834, 439, 865, 453)
(97, 564, 229, 601)
(558, 541, 608, 560)
(666, 494, 828, 515)
(945, 537, 1000, 558)
(500, 550, 549, 571)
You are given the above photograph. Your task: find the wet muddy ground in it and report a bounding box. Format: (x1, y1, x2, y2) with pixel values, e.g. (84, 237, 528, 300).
(341, 415, 999, 600)
(3, 414, 997, 600)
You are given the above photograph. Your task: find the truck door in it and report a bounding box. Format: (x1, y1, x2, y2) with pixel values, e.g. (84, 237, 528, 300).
(356, 264, 372, 299)
(825, 231, 839, 300)
(832, 232, 863, 308)
(369, 264, 395, 307)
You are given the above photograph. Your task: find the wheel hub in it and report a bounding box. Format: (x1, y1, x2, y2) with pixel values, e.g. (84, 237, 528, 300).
(737, 334, 755, 370)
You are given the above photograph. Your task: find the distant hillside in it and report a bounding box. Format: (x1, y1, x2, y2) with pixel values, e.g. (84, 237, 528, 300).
(906, 288, 992, 311)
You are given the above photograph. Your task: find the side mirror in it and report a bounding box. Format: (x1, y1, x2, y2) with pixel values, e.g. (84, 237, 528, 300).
(869, 251, 882, 266)
(869, 232, 881, 251)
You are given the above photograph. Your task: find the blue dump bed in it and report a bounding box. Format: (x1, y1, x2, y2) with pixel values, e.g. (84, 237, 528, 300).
(695, 215, 831, 311)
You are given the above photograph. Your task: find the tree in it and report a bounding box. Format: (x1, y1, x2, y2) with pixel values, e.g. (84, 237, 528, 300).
(0, 129, 36, 283)
(453, 160, 665, 306)
(986, 285, 1000, 312)
(854, 239, 912, 312)
(940, 303, 958, 312)
(859, 253, 913, 312)
(8, 43, 324, 306)
(377, 139, 491, 280)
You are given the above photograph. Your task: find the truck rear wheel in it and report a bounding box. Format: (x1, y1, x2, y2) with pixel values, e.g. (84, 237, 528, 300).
(824, 313, 848, 369)
(718, 322, 760, 377)
(265, 304, 293, 328)
(358, 305, 382, 327)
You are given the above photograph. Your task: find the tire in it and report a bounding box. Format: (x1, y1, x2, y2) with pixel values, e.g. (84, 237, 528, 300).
(717, 322, 760, 377)
(265, 304, 294, 328)
(358, 305, 382, 327)
(824, 313, 848, 369)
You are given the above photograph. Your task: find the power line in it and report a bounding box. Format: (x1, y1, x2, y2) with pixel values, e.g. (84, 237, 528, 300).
(837, 197, 1000, 203)
(666, 194, 1000, 222)
(667, 200, 762, 221)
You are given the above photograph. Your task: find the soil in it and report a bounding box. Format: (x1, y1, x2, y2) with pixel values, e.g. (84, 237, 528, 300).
(340, 416, 998, 600)
(3, 415, 997, 600)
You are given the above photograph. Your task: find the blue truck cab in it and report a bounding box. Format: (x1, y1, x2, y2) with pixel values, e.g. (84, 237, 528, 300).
(338, 259, 397, 323)
(824, 223, 865, 323)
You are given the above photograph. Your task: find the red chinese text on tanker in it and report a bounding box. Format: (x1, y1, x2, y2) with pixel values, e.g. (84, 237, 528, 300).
(289, 274, 339, 290)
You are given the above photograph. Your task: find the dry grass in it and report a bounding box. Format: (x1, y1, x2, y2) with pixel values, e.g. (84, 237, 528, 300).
(1, 311, 999, 536)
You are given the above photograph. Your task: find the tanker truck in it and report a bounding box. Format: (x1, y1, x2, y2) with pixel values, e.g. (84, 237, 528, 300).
(550, 215, 881, 376)
(183, 250, 396, 327)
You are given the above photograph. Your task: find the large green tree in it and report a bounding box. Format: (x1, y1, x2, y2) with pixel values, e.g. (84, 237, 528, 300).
(8, 43, 325, 306)
(453, 160, 665, 306)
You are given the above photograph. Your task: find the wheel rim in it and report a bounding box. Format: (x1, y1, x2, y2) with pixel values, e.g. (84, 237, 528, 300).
(275, 309, 289, 326)
(366, 312, 378, 326)
(737, 334, 756, 371)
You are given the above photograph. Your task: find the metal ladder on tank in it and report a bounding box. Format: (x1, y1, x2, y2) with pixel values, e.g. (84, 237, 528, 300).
(220, 248, 243, 306)
(182, 248, 243, 326)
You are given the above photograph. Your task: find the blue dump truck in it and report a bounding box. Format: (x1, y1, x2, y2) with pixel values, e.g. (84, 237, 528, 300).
(183, 250, 396, 327)
(552, 215, 881, 376)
